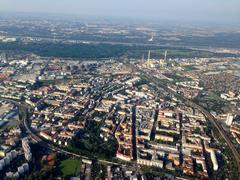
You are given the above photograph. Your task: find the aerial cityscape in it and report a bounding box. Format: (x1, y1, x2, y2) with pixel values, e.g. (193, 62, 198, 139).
(0, 0, 240, 179)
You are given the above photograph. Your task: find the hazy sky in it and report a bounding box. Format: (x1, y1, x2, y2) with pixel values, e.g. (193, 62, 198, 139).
(0, 0, 240, 24)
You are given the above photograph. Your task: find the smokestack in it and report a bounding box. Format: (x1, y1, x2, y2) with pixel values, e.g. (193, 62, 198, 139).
(164, 50, 167, 61)
(148, 50, 151, 66)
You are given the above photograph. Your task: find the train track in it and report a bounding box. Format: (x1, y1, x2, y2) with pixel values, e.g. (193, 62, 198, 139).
(130, 63, 240, 179)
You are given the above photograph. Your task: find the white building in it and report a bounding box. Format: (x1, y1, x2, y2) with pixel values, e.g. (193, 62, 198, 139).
(210, 151, 218, 171)
(22, 137, 32, 161)
(226, 113, 234, 126)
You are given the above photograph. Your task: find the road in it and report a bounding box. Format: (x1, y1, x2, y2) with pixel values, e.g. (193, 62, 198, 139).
(131, 106, 137, 161)
(128, 62, 240, 179)
(150, 106, 159, 141)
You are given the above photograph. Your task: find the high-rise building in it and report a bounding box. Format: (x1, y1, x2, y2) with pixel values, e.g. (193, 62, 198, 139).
(159, 51, 167, 68)
(142, 54, 144, 62)
(226, 113, 234, 126)
(0, 53, 7, 62)
(22, 138, 32, 161)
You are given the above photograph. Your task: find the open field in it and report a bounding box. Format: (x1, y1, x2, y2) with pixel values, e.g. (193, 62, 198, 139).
(60, 158, 82, 177)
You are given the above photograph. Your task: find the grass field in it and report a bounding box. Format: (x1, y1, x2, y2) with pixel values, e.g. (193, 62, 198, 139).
(194, 93, 229, 114)
(60, 158, 81, 177)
